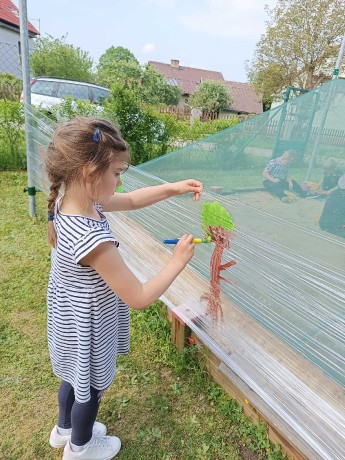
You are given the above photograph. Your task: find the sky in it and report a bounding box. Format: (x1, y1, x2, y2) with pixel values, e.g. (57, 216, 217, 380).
(17, 0, 278, 82)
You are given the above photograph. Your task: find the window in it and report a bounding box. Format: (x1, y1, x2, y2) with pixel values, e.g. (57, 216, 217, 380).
(92, 87, 110, 103)
(56, 83, 89, 100)
(31, 80, 56, 96)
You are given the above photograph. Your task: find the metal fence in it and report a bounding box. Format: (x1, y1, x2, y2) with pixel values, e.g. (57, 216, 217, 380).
(0, 41, 22, 79)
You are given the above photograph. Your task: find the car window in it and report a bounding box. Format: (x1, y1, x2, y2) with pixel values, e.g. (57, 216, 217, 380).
(56, 82, 89, 100)
(92, 87, 109, 103)
(31, 80, 56, 96)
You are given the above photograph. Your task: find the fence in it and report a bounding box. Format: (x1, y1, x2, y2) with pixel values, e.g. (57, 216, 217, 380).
(263, 118, 345, 146)
(158, 105, 246, 123)
(0, 41, 22, 79)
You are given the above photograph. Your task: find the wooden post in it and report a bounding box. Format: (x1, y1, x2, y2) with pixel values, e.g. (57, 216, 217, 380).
(171, 310, 191, 352)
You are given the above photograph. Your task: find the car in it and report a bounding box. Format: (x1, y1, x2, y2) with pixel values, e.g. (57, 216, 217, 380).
(20, 77, 110, 110)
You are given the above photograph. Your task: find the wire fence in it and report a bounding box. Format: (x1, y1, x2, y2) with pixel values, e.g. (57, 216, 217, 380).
(0, 41, 22, 79)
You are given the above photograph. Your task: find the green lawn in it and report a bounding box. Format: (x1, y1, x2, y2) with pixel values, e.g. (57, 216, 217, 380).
(0, 171, 285, 460)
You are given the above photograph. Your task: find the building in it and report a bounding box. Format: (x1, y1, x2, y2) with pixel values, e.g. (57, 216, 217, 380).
(149, 59, 263, 115)
(0, 0, 39, 78)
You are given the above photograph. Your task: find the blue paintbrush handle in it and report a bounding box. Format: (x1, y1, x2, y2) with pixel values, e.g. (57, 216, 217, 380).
(163, 239, 180, 244)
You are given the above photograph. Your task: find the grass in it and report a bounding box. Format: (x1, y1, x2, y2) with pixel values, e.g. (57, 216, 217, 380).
(0, 171, 286, 460)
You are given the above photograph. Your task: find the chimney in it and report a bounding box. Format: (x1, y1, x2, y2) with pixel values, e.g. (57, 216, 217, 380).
(170, 59, 180, 68)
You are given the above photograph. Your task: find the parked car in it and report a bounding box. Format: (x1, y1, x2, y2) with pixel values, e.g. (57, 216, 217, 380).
(20, 77, 110, 109)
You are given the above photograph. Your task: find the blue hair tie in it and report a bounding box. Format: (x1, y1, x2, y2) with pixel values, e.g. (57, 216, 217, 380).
(48, 212, 55, 222)
(93, 127, 102, 143)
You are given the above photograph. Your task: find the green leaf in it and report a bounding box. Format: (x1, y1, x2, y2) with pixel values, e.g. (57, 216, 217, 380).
(201, 201, 235, 233)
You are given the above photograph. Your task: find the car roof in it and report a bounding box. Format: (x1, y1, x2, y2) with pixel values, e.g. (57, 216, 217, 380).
(32, 77, 109, 91)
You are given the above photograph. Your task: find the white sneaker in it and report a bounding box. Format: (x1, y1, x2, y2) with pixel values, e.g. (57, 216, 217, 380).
(49, 422, 107, 448)
(63, 436, 121, 460)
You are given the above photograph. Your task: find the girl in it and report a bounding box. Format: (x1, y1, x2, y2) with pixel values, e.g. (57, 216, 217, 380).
(44, 117, 203, 460)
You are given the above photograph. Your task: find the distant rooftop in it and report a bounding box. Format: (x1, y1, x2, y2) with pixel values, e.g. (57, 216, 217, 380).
(149, 59, 262, 114)
(0, 0, 39, 36)
(149, 59, 224, 94)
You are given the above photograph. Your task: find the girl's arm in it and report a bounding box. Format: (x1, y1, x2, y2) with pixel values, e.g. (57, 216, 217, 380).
(101, 179, 203, 212)
(263, 167, 280, 182)
(79, 235, 195, 309)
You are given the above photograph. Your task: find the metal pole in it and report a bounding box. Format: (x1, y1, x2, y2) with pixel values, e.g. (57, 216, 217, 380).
(332, 30, 345, 79)
(19, 0, 36, 217)
(305, 32, 345, 180)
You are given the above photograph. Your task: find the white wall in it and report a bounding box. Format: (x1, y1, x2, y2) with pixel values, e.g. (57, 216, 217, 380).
(0, 25, 35, 79)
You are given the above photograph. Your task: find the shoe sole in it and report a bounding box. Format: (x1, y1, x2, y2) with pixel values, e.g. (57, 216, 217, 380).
(62, 440, 121, 460)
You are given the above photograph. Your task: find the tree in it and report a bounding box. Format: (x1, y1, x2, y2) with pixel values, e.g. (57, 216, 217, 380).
(189, 80, 232, 113)
(30, 35, 94, 82)
(96, 46, 141, 88)
(97, 48, 181, 105)
(140, 65, 182, 106)
(247, 0, 345, 107)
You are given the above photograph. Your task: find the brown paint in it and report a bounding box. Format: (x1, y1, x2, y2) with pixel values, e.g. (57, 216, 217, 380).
(202, 226, 236, 323)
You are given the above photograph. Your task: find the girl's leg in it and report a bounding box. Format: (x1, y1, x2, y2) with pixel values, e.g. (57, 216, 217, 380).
(57, 380, 75, 429)
(70, 386, 103, 446)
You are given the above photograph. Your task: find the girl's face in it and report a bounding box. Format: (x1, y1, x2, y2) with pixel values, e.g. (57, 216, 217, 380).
(95, 158, 129, 202)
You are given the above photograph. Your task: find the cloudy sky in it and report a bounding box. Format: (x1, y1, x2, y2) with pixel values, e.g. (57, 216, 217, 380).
(19, 0, 278, 82)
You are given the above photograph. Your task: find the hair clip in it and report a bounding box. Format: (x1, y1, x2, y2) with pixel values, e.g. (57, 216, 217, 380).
(48, 212, 55, 222)
(93, 126, 102, 143)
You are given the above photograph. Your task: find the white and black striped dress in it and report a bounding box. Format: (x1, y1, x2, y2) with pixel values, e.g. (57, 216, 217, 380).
(47, 199, 130, 403)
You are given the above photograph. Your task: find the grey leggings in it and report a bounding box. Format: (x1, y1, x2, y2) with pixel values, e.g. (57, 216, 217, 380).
(57, 380, 104, 446)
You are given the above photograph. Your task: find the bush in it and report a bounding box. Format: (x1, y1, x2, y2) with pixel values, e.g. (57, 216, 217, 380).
(104, 85, 172, 165)
(0, 100, 26, 170)
(42, 96, 102, 122)
(0, 73, 22, 101)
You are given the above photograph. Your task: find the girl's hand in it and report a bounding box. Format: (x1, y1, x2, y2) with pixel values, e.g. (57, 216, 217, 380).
(172, 234, 195, 267)
(173, 179, 203, 201)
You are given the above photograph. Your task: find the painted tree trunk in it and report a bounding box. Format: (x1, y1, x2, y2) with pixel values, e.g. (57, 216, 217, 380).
(202, 225, 236, 324)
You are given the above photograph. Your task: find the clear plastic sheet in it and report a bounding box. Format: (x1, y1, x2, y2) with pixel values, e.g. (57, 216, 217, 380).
(26, 85, 345, 459)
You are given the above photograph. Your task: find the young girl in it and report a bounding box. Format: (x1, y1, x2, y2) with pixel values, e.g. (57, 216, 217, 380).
(44, 117, 203, 460)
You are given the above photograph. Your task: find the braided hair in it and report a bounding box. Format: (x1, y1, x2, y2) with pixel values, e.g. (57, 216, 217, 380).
(44, 117, 129, 247)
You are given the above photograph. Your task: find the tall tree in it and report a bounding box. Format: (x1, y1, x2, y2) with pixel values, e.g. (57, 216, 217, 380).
(189, 80, 232, 113)
(96, 46, 141, 88)
(97, 48, 181, 105)
(30, 35, 94, 82)
(247, 0, 345, 107)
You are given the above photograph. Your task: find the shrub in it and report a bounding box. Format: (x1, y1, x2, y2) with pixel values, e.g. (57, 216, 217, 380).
(0, 100, 26, 170)
(0, 73, 22, 101)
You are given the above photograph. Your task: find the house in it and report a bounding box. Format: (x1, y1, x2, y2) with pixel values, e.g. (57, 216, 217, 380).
(149, 59, 263, 115)
(222, 80, 263, 115)
(0, 0, 39, 78)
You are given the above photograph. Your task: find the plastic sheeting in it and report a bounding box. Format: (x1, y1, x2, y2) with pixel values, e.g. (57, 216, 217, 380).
(26, 80, 345, 459)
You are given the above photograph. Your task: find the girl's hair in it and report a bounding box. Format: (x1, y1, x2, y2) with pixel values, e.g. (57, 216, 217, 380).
(44, 117, 130, 247)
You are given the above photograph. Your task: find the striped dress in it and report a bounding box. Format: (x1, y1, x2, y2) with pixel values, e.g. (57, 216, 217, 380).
(47, 199, 130, 403)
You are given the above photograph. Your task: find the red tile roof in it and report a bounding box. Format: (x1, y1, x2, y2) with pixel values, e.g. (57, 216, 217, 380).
(223, 81, 262, 114)
(149, 60, 224, 94)
(0, 0, 39, 35)
(149, 60, 262, 114)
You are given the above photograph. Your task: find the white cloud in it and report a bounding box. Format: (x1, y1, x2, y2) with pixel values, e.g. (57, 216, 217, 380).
(179, 0, 278, 39)
(142, 43, 157, 54)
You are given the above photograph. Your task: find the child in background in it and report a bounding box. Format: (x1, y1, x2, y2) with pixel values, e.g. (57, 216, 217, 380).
(262, 150, 307, 202)
(315, 158, 343, 196)
(44, 117, 203, 460)
(319, 174, 345, 238)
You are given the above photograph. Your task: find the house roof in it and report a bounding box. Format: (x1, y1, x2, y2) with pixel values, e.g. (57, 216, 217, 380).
(222, 81, 263, 114)
(0, 0, 39, 36)
(148, 60, 224, 94)
(149, 59, 262, 114)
